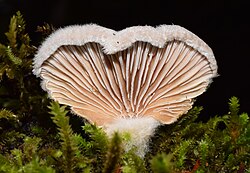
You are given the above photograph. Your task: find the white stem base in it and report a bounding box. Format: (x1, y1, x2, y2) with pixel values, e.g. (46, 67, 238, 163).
(104, 117, 161, 158)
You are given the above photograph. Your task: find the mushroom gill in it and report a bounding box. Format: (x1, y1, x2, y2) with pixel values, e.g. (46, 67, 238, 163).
(33, 24, 217, 157)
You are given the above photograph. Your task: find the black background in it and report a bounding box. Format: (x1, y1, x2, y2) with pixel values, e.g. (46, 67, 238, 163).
(1, 0, 249, 119)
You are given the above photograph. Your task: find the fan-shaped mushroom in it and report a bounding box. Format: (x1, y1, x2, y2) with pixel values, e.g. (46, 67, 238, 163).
(33, 24, 217, 157)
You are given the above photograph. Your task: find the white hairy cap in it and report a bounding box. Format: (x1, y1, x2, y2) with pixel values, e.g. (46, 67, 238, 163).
(33, 24, 218, 157)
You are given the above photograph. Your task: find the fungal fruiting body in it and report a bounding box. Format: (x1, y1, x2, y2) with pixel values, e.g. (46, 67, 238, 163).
(33, 24, 217, 157)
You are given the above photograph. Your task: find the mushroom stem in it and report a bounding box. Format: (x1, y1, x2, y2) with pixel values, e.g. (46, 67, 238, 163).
(104, 117, 160, 158)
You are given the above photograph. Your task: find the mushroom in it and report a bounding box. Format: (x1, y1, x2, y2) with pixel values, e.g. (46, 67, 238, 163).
(33, 24, 217, 157)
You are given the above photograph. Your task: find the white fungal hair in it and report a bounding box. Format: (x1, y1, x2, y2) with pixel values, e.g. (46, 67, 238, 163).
(104, 117, 161, 158)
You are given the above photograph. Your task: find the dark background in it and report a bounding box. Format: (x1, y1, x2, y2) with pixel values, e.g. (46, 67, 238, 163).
(1, 0, 249, 118)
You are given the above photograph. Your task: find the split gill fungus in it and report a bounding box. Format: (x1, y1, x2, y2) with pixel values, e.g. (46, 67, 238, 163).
(33, 24, 218, 157)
